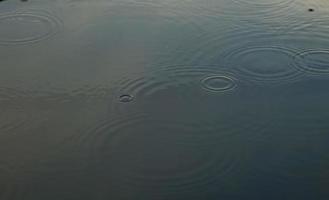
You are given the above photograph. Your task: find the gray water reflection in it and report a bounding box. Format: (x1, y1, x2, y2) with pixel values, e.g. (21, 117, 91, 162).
(1, 0, 329, 199)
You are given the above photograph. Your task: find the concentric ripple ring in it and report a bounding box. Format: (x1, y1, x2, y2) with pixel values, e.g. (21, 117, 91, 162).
(232, 0, 296, 7)
(294, 50, 329, 74)
(0, 11, 61, 45)
(201, 75, 237, 92)
(225, 46, 303, 83)
(77, 114, 244, 196)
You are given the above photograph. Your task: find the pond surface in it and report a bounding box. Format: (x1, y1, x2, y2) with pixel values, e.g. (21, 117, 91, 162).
(1, 0, 329, 199)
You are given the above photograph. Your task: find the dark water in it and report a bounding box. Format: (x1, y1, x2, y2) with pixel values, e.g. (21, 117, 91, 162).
(1, 0, 329, 199)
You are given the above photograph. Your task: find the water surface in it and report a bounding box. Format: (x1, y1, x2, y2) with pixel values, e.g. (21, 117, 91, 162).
(1, 0, 329, 199)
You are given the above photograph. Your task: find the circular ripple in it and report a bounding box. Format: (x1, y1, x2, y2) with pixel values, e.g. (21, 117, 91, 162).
(109, 66, 241, 115)
(183, 0, 297, 29)
(0, 11, 61, 45)
(294, 50, 329, 74)
(77, 114, 245, 197)
(114, 66, 239, 98)
(119, 94, 134, 103)
(201, 75, 236, 92)
(108, 66, 277, 140)
(232, 0, 295, 7)
(108, 66, 276, 141)
(225, 47, 303, 83)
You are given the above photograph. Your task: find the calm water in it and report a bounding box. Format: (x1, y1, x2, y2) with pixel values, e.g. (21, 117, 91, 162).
(1, 0, 329, 199)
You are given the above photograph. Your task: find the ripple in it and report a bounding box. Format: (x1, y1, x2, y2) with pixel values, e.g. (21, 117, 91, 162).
(116, 66, 240, 96)
(108, 65, 275, 140)
(294, 50, 329, 74)
(169, 27, 291, 66)
(274, 5, 329, 49)
(224, 46, 303, 83)
(201, 75, 236, 92)
(119, 94, 134, 103)
(109, 66, 241, 115)
(113, 72, 173, 100)
(183, 0, 297, 27)
(77, 114, 246, 197)
(232, 0, 295, 7)
(162, 66, 243, 95)
(0, 10, 61, 45)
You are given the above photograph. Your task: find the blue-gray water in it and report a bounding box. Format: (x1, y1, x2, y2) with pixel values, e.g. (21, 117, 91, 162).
(1, 0, 329, 199)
